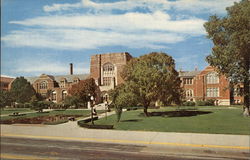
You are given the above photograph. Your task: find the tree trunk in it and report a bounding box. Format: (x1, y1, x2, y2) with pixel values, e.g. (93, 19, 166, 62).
(243, 78, 250, 116)
(243, 57, 250, 117)
(144, 106, 149, 117)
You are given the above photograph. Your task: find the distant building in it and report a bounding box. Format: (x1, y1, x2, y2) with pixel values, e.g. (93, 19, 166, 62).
(7, 52, 243, 105)
(20, 63, 89, 103)
(0, 76, 14, 91)
(25, 73, 89, 103)
(179, 66, 243, 105)
(90, 52, 133, 100)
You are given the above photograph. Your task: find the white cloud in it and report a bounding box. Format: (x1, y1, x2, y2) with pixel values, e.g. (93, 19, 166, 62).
(171, 0, 240, 14)
(81, 0, 240, 14)
(2, 28, 184, 50)
(12, 59, 89, 75)
(0, 75, 14, 78)
(43, 2, 82, 12)
(8, 11, 205, 35)
(5, 0, 239, 50)
(82, 0, 171, 12)
(4, 11, 205, 50)
(42, 0, 240, 15)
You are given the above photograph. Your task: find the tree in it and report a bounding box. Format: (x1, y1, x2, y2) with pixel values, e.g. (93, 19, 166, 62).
(69, 78, 100, 104)
(10, 77, 36, 103)
(122, 52, 183, 116)
(0, 90, 14, 109)
(63, 95, 80, 108)
(109, 83, 140, 122)
(204, 0, 250, 116)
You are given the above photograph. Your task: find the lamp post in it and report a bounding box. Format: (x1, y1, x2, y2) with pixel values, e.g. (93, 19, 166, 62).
(105, 95, 108, 120)
(89, 94, 94, 125)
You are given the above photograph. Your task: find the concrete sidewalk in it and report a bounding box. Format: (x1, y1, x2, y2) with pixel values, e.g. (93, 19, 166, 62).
(1, 117, 250, 159)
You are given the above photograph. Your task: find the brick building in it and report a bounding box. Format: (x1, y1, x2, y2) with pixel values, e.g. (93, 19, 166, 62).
(6, 52, 243, 105)
(0, 76, 14, 91)
(16, 64, 89, 103)
(90, 52, 133, 92)
(179, 66, 243, 105)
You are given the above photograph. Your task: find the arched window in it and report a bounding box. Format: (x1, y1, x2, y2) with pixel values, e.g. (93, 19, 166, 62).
(62, 90, 67, 100)
(52, 91, 57, 101)
(39, 81, 48, 89)
(102, 63, 115, 86)
(185, 89, 193, 97)
(206, 72, 219, 84)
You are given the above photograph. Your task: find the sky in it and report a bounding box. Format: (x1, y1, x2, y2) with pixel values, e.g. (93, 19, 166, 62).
(1, 0, 240, 78)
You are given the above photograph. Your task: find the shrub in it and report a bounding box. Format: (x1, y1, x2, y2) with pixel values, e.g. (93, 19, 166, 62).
(24, 103, 32, 108)
(196, 99, 215, 106)
(183, 101, 196, 106)
(15, 103, 24, 108)
(206, 99, 215, 106)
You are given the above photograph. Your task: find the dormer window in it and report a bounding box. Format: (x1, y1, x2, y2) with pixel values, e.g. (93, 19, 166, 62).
(39, 81, 48, 89)
(60, 78, 67, 88)
(73, 77, 80, 83)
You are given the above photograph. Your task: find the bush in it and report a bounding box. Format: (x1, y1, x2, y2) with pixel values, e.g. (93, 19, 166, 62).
(183, 101, 196, 106)
(15, 103, 24, 108)
(24, 103, 32, 108)
(196, 99, 215, 106)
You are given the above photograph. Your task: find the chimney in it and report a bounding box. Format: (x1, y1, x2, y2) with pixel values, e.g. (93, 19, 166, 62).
(70, 63, 73, 75)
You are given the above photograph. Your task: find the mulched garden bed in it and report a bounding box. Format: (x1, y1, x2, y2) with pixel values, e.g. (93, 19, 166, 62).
(0, 115, 82, 124)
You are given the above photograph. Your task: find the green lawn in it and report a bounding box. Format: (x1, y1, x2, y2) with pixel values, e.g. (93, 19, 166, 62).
(0, 108, 32, 115)
(95, 106, 250, 135)
(0, 109, 105, 121)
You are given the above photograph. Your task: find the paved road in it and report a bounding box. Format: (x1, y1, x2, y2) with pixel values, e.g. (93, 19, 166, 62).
(1, 137, 240, 160)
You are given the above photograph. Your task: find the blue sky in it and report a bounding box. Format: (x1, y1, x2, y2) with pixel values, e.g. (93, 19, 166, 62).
(1, 0, 240, 77)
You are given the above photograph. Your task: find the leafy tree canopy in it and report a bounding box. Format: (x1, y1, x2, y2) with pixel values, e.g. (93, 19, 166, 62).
(109, 83, 140, 121)
(10, 77, 36, 103)
(0, 90, 14, 108)
(69, 78, 100, 103)
(204, 0, 250, 115)
(63, 95, 80, 108)
(121, 52, 183, 116)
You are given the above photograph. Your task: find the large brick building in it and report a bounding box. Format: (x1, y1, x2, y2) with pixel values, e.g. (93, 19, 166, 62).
(90, 53, 242, 105)
(18, 64, 89, 103)
(90, 52, 133, 92)
(179, 66, 243, 105)
(6, 52, 243, 105)
(0, 76, 14, 91)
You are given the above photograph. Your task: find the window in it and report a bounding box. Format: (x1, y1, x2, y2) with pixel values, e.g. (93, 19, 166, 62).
(73, 78, 79, 83)
(62, 90, 67, 100)
(40, 81, 48, 89)
(103, 77, 113, 86)
(183, 78, 193, 85)
(206, 88, 219, 97)
(185, 89, 193, 97)
(60, 81, 65, 88)
(206, 72, 219, 84)
(102, 63, 115, 86)
(52, 91, 57, 101)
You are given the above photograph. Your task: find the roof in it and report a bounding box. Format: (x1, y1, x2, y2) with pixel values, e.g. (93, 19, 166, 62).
(0, 76, 14, 83)
(25, 74, 90, 84)
(179, 71, 201, 77)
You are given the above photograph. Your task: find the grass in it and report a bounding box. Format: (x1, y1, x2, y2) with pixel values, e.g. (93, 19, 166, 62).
(0, 109, 105, 121)
(0, 108, 32, 115)
(95, 106, 250, 135)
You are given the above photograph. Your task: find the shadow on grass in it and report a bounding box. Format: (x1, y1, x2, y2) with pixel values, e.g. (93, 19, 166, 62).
(121, 119, 143, 122)
(140, 110, 212, 117)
